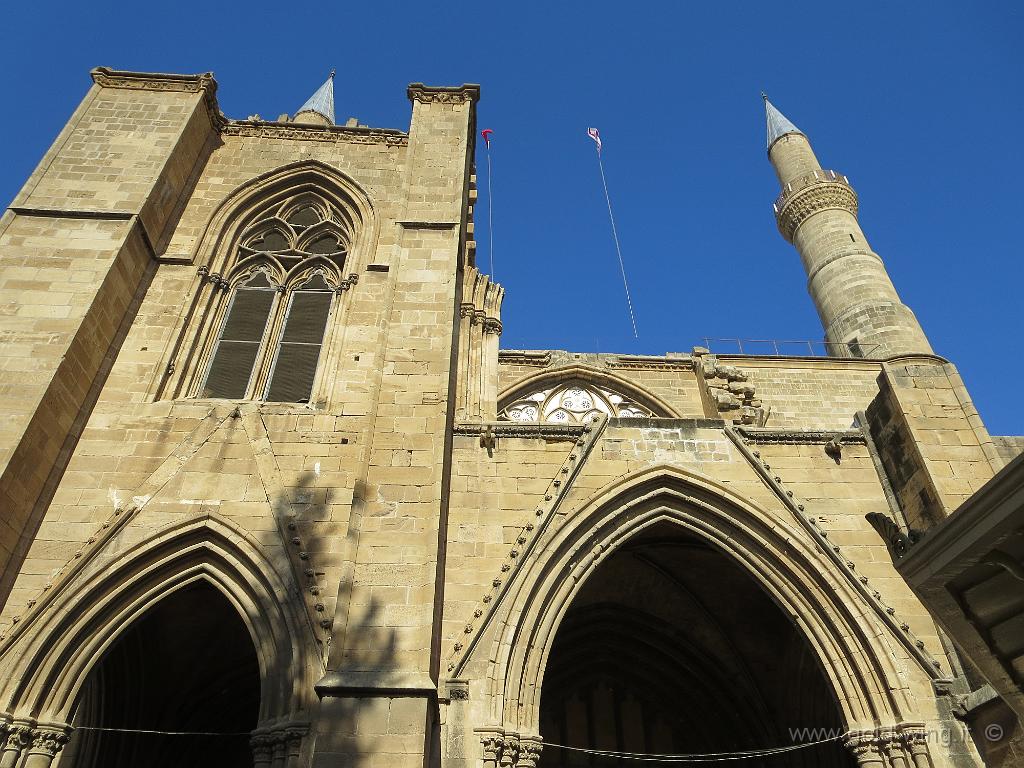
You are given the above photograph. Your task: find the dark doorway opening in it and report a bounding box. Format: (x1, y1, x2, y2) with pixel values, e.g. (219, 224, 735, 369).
(65, 581, 261, 768)
(538, 522, 854, 767)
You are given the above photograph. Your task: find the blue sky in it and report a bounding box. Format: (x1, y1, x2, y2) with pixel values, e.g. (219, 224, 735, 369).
(0, 2, 1021, 434)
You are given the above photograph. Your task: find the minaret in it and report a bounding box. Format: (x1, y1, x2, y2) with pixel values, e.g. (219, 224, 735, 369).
(765, 96, 932, 358)
(293, 70, 335, 126)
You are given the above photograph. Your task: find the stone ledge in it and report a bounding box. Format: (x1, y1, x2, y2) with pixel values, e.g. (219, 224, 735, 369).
(314, 671, 437, 698)
(454, 422, 586, 440)
(736, 427, 867, 445)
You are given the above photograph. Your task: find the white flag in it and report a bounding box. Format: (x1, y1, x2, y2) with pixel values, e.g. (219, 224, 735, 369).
(587, 127, 602, 151)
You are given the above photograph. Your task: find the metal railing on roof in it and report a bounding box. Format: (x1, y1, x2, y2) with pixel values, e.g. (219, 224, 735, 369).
(700, 337, 880, 359)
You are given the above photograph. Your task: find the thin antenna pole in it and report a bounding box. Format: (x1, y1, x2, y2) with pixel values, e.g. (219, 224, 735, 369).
(594, 146, 638, 338)
(485, 140, 495, 278)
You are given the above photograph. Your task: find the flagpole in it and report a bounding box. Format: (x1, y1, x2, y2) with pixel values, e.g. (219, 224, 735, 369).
(593, 140, 638, 339)
(481, 129, 496, 279)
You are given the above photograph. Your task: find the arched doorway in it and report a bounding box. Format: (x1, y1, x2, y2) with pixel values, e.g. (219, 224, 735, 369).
(62, 581, 261, 767)
(538, 521, 854, 767)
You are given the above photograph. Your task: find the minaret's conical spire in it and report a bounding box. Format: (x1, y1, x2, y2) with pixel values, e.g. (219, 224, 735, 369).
(763, 93, 803, 151)
(295, 70, 335, 125)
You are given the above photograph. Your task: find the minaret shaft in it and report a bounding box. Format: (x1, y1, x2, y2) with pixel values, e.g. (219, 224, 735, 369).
(767, 104, 932, 358)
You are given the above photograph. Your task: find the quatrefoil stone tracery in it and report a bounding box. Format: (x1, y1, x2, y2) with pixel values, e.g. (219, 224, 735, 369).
(500, 382, 653, 425)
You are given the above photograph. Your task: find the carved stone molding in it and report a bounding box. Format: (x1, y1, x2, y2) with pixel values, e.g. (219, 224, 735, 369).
(454, 422, 586, 440)
(605, 354, 693, 371)
(221, 121, 408, 146)
(735, 427, 867, 445)
(407, 83, 481, 104)
(776, 180, 859, 242)
(498, 350, 551, 368)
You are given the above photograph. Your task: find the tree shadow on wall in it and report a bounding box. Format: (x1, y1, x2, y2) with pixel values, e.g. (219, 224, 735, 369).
(272, 470, 400, 768)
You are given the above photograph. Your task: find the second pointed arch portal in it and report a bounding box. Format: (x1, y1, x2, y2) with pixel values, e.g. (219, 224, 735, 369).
(471, 468, 936, 767)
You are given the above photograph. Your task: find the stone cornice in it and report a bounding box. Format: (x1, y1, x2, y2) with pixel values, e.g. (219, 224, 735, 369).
(91, 67, 223, 129)
(605, 354, 694, 371)
(407, 83, 481, 105)
(222, 120, 409, 146)
(736, 427, 867, 445)
(454, 422, 586, 440)
(498, 350, 552, 368)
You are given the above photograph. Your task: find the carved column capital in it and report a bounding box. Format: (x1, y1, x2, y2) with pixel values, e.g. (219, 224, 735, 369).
(843, 731, 884, 766)
(517, 736, 543, 768)
(26, 726, 69, 758)
(249, 732, 276, 766)
(3, 724, 31, 752)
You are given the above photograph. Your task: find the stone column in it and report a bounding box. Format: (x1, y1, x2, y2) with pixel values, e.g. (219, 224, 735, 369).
(21, 727, 68, 768)
(0, 724, 31, 768)
(880, 731, 911, 768)
(902, 729, 934, 768)
(844, 731, 885, 767)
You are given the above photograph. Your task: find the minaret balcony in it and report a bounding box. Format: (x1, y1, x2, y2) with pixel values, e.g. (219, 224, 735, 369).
(773, 169, 859, 242)
(773, 169, 852, 213)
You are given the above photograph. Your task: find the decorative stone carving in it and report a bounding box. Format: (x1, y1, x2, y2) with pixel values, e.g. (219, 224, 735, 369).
(221, 122, 408, 147)
(454, 422, 586, 441)
(407, 83, 481, 104)
(735, 427, 866, 445)
(843, 731, 884, 766)
(775, 176, 859, 242)
(605, 355, 693, 371)
(498, 350, 551, 368)
(499, 381, 652, 425)
(478, 731, 540, 768)
(865, 512, 923, 559)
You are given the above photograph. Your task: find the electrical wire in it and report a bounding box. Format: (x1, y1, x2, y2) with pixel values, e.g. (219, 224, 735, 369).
(538, 733, 844, 762)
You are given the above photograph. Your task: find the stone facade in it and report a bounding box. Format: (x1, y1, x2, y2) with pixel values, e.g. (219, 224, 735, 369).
(0, 69, 1018, 768)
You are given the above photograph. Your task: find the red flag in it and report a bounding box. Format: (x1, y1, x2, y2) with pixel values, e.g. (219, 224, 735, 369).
(587, 127, 602, 151)
(481, 128, 494, 147)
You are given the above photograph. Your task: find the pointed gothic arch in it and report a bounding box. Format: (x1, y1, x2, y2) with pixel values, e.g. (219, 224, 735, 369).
(0, 515, 316, 730)
(158, 160, 379, 402)
(467, 466, 935, 755)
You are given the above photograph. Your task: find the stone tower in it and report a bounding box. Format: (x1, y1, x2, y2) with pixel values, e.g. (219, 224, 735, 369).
(766, 96, 933, 359)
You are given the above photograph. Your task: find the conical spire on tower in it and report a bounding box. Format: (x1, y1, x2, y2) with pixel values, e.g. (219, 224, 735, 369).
(295, 70, 336, 125)
(763, 94, 803, 151)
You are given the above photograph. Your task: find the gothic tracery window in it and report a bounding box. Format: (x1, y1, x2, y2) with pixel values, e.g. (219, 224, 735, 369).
(499, 381, 654, 424)
(200, 194, 349, 403)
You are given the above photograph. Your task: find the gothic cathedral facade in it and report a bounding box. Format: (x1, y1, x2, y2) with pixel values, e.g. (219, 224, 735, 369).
(0, 69, 1018, 767)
